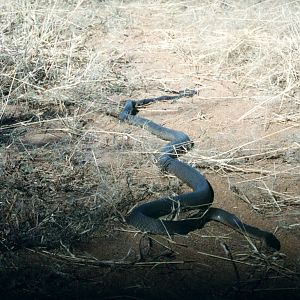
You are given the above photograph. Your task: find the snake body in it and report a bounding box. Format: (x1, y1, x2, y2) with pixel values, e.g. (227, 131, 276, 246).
(119, 91, 280, 251)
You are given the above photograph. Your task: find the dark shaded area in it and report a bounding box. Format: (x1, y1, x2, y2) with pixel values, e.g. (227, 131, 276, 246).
(0, 145, 116, 250)
(1, 231, 299, 300)
(0, 258, 299, 300)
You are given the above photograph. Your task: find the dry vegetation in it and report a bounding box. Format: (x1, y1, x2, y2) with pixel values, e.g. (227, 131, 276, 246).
(0, 0, 299, 299)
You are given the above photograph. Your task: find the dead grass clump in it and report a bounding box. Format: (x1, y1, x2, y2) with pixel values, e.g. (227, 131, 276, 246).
(1, 2, 69, 96)
(0, 0, 141, 251)
(0, 143, 130, 250)
(158, 1, 300, 116)
(0, 0, 136, 111)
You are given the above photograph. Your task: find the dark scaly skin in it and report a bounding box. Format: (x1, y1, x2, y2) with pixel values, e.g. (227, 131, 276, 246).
(120, 91, 280, 251)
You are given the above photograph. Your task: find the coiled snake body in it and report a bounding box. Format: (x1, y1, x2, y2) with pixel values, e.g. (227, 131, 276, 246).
(119, 90, 280, 251)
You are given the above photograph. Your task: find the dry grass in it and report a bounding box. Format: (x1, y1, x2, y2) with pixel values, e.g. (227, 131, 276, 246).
(0, 0, 134, 249)
(0, 0, 300, 298)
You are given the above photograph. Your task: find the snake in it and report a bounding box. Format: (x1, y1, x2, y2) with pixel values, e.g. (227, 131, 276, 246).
(119, 90, 280, 251)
